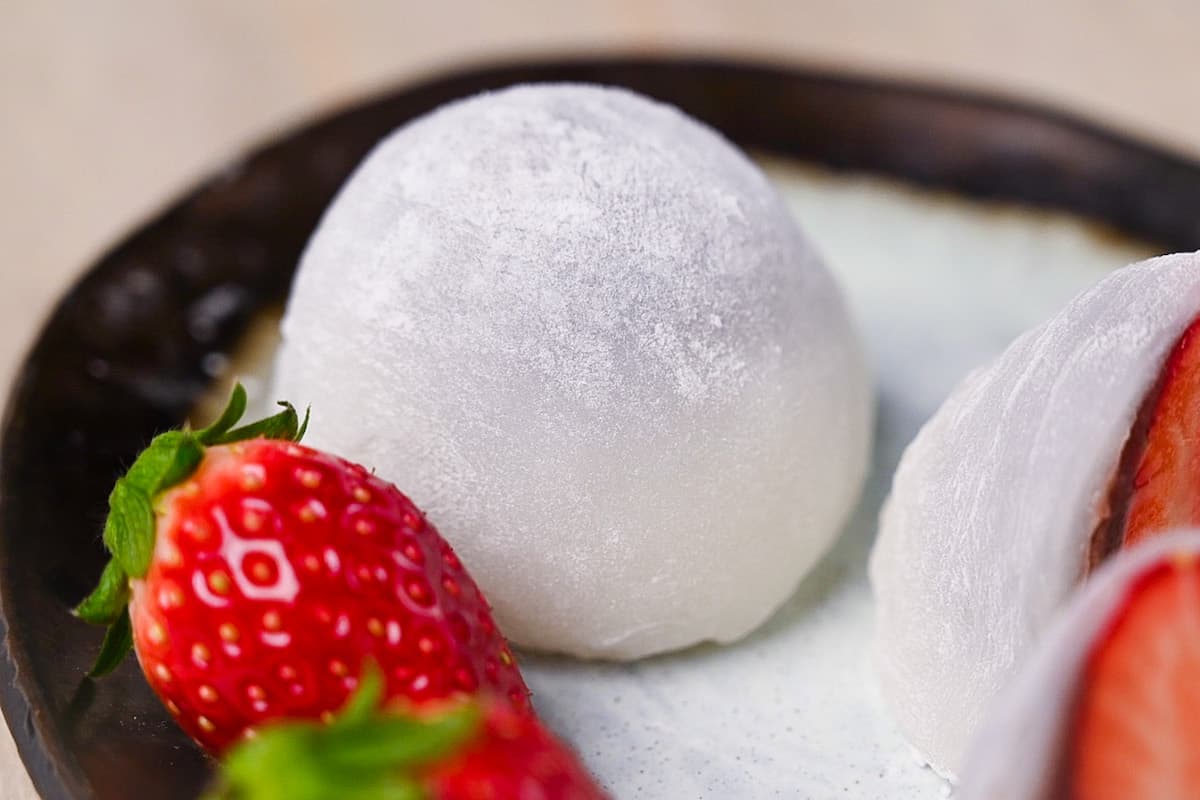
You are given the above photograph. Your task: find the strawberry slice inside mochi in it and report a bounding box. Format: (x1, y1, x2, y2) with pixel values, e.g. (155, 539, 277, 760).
(1093, 318, 1200, 565)
(1071, 321, 1200, 797)
(1069, 557, 1200, 800)
(1124, 320, 1200, 547)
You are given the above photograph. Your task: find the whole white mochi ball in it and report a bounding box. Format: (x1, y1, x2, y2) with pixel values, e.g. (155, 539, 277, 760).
(273, 83, 871, 659)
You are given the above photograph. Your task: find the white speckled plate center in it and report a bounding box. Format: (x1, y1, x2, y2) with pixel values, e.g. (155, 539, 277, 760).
(212, 156, 1155, 799)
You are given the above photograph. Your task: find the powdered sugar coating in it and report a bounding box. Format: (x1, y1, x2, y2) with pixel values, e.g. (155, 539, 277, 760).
(958, 531, 1200, 800)
(870, 251, 1200, 777)
(273, 84, 871, 659)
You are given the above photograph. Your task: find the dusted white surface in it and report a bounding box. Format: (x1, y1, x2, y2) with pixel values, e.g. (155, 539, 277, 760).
(958, 531, 1200, 800)
(209, 158, 1152, 797)
(272, 85, 872, 660)
(869, 251, 1200, 777)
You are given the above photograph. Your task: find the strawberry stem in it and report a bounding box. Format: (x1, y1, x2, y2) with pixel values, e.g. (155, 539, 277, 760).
(204, 664, 480, 800)
(75, 383, 311, 676)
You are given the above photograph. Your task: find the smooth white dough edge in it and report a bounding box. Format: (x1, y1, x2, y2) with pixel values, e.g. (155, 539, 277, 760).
(273, 84, 872, 660)
(869, 251, 1200, 776)
(957, 530, 1200, 800)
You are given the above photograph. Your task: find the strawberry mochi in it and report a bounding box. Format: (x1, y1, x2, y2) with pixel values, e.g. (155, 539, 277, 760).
(870, 251, 1200, 777)
(273, 84, 872, 659)
(958, 532, 1200, 800)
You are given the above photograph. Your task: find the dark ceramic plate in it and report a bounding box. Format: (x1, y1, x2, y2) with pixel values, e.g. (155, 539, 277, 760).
(4, 57, 1200, 800)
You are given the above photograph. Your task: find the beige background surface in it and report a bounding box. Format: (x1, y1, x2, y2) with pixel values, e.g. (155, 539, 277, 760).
(2, 1, 1199, 797)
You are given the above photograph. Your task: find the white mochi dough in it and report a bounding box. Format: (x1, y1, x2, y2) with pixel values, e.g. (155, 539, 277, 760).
(273, 84, 872, 660)
(870, 251, 1200, 777)
(958, 531, 1200, 800)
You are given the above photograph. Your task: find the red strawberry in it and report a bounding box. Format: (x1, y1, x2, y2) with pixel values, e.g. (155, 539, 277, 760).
(426, 697, 604, 800)
(1115, 317, 1200, 549)
(75, 385, 529, 752)
(206, 664, 608, 800)
(1068, 555, 1200, 799)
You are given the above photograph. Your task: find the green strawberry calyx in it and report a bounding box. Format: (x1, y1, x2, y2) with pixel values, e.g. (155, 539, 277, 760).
(74, 383, 310, 676)
(204, 664, 481, 800)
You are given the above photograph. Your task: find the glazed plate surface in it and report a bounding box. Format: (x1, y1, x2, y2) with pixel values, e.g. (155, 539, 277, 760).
(1, 58, 1195, 799)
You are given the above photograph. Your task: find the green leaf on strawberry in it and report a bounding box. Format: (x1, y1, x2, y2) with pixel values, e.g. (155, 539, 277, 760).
(89, 609, 133, 678)
(74, 559, 129, 625)
(103, 478, 156, 578)
(205, 663, 479, 800)
(204, 663, 606, 800)
(216, 400, 309, 445)
(75, 383, 308, 675)
(125, 430, 206, 496)
(195, 382, 249, 444)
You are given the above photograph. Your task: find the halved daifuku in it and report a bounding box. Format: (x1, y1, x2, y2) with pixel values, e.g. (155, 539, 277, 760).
(870, 251, 1200, 777)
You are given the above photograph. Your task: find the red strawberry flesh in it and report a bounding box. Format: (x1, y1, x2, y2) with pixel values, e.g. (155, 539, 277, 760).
(1068, 556, 1200, 800)
(426, 698, 608, 800)
(1093, 317, 1200, 565)
(1124, 320, 1200, 547)
(129, 438, 528, 752)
